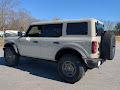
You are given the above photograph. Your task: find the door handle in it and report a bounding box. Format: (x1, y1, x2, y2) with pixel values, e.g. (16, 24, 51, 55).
(53, 42, 59, 44)
(33, 41, 38, 43)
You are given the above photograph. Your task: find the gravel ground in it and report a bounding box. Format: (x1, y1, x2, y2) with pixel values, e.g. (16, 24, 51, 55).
(0, 43, 120, 90)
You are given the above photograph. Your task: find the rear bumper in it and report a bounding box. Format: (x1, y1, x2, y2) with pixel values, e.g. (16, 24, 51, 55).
(84, 58, 105, 68)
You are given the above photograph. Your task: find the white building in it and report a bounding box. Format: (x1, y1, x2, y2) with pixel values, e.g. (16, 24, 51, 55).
(5, 30, 19, 37)
(0, 31, 4, 37)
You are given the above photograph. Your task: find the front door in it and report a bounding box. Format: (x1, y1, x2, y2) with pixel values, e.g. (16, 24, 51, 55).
(20, 24, 63, 60)
(20, 25, 42, 58)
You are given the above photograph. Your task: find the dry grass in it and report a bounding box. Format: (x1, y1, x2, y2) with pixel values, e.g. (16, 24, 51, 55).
(0, 37, 4, 47)
(116, 36, 120, 42)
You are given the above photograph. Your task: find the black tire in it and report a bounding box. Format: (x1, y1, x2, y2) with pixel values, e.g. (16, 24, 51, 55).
(4, 47, 20, 66)
(101, 32, 116, 60)
(58, 54, 85, 84)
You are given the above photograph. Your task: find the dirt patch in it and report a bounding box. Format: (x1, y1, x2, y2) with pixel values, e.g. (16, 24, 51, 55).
(0, 37, 4, 47)
(116, 36, 120, 42)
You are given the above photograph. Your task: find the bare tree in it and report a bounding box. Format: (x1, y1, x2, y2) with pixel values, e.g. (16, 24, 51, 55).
(6, 10, 19, 30)
(0, 0, 18, 38)
(53, 16, 61, 21)
(103, 20, 115, 31)
(17, 8, 40, 31)
(6, 8, 40, 31)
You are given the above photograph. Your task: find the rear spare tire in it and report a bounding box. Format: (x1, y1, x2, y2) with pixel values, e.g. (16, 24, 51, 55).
(101, 32, 116, 60)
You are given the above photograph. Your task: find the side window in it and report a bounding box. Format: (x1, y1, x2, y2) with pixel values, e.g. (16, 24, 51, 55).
(42, 24, 62, 37)
(66, 22, 88, 35)
(27, 25, 42, 37)
(95, 23, 104, 36)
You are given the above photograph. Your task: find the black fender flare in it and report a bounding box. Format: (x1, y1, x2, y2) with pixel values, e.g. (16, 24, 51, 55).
(55, 47, 87, 61)
(3, 43, 19, 54)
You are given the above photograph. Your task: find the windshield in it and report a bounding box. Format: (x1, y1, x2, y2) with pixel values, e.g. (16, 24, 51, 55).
(95, 23, 104, 36)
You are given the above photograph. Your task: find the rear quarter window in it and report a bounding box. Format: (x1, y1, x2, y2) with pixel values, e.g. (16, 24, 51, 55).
(95, 23, 104, 36)
(66, 22, 88, 35)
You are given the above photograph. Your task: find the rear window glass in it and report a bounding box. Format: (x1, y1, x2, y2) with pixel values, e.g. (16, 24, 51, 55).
(95, 23, 104, 36)
(66, 22, 88, 35)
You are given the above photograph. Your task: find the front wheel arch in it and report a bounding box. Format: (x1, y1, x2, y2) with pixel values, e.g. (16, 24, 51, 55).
(4, 43, 19, 54)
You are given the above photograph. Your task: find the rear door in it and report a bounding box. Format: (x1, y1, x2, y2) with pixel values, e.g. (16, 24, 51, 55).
(38, 24, 63, 60)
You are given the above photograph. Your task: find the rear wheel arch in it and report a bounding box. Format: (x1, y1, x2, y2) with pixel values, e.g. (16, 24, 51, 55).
(55, 48, 86, 64)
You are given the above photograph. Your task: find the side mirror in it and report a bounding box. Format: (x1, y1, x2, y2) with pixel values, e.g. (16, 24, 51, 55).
(18, 31, 22, 36)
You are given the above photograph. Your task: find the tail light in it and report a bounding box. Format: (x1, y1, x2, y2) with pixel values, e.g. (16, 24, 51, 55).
(92, 41, 97, 53)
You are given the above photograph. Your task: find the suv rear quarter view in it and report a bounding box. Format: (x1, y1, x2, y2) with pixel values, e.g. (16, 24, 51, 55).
(3, 18, 116, 83)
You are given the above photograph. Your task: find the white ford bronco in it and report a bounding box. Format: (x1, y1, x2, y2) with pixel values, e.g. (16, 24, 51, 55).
(3, 18, 116, 83)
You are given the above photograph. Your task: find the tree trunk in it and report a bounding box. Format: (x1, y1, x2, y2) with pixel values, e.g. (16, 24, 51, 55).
(2, 26, 5, 47)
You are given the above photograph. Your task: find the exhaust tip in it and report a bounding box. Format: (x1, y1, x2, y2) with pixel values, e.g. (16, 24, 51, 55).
(98, 61, 101, 66)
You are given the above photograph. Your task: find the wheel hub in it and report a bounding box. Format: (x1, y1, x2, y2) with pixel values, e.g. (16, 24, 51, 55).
(62, 61, 76, 77)
(5, 50, 15, 62)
